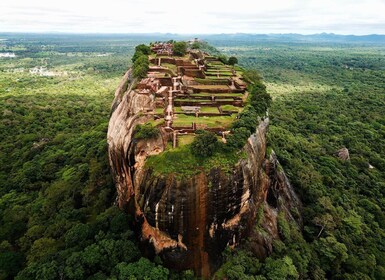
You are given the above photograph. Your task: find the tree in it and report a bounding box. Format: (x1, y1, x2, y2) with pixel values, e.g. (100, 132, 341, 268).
(132, 55, 149, 78)
(264, 256, 299, 280)
(228, 56, 238, 66)
(0, 242, 25, 279)
(226, 127, 250, 150)
(114, 258, 169, 280)
(191, 131, 218, 158)
(315, 236, 348, 273)
(218, 54, 228, 64)
(134, 124, 160, 140)
(191, 42, 200, 49)
(135, 44, 151, 55)
(172, 42, 187, 56)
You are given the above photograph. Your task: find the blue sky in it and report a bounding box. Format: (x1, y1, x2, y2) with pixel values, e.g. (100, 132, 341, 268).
(1, 0, 384, 34)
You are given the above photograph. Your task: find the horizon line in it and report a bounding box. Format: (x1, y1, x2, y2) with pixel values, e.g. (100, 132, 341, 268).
(1, 31, 385, 37)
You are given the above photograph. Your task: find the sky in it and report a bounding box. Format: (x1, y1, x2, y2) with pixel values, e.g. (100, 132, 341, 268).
(0, 0, 385, 35)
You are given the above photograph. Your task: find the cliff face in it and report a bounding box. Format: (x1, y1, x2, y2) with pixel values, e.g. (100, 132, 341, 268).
(107, 72, 301, 277)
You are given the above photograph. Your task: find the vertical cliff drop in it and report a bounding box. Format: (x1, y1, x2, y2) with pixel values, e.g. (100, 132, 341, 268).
(107, 42, 302, 277)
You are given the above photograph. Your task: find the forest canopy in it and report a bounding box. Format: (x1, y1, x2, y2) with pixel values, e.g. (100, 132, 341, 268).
(0, 34, 384, 280)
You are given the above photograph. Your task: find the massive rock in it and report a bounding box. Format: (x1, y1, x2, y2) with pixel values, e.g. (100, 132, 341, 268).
(107, 70, 302, 278)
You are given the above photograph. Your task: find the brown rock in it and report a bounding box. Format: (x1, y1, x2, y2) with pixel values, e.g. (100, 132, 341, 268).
(107, 72, 302, 278)
(337, 147, 350, 161)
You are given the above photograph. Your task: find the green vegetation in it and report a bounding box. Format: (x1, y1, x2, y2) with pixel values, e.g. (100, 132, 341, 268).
(132, 54, 149, 79)
(161, 63, 177, 74)
(213, 37, 385, 279)
(217, 54, 228, 64)
(192, 92, 243, 97)
(194, 77, 229, 85)
(135, 44, 151, 56)
(200, 107, 220, 113)
(228, 56, 238, 66)
(131, 43, 151, 78)
(134, 123, 160, 140)
(191, 131, 218, 158)
(172, 41, 187, 56)
(0, 34, 180, 280)
(219, 72, 271, 150)
(221, 105, 240, 112)
(177, 134, 195, 146)
(154, 107, 164, 114)
(172, 114, 236, 128)
(191, 41, 200, 49)
(1, 33, 385, 280)
(145, 144, 244, 178)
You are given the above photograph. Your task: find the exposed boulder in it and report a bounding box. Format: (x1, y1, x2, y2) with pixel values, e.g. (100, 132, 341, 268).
(337, 147, 350, 161)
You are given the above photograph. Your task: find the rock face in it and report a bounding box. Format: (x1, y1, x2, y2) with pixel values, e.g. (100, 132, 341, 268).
(107, 71, 302, 278)
(337, 147, 350, 161)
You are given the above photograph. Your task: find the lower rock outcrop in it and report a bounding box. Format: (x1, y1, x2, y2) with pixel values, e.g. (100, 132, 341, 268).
(107, 71, 301, 278)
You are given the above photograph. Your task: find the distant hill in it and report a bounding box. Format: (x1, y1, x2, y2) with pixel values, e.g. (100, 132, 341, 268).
(1, 32, 384, 45)
(201, 33, 385, 44)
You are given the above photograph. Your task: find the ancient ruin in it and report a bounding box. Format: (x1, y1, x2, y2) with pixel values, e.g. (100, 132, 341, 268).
(107, 41, 301, 278)
(133, 42, 248, 147)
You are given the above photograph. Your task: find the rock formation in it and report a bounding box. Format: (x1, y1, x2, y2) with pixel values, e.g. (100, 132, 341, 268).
(337, 147, 350, 161)
(107, 69, 302, 277)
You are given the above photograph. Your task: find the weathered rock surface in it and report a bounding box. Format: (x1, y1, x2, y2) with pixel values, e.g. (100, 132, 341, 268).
(337, 147, 350, 161)
(107, 72, 302, 278)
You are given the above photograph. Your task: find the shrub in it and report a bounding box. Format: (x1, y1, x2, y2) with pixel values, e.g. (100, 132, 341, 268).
(249, 82, 271, 116)
(191, 42, 200, 49)
(218, 54, 228, 64)
(191, 131, 218, 158)
(132, 55, 149, 79)
(134, 124, 159, 140)
(131, 51, 144, 63)
(228, 56, 238, 66)
(226, 127, 250, 150)
(172, 42, 187, 56)
(135, 44, 151, 55)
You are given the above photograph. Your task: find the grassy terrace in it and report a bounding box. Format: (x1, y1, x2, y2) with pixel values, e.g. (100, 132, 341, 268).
(172, 114, 236, 128)
(205, 73, 233, 77)
(145, 48, 248, 174)
(207, 68, 232, 71)
(207, 64, 231, 68)
(161, 63, 177, 75)
(147, 118, 165, 127)
(145, 144, 246, 178)
(175, 98, 235, 102)
(208, 61, 224, 65)
(174, 107, 185, 113)
(195, 77, 229, 84)
(149, 73, 169, 78)
(190, 85, 230, 90)
(220, 105, 242, 112)
(174, 106, 219, 114)
(207, 67, 231, 71)
(192, 92, 244, 97)
(177, 134, 195, 146)
(155, 107, 164, 114)
(200, 107, 220, 113)
(141, 46, 257, 178)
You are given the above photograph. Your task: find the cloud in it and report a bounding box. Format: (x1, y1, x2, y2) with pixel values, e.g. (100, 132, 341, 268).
(0, 0, 384, 34)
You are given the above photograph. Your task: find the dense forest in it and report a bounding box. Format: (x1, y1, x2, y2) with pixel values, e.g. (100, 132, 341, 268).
(1, 34, 385, 279)
(215, 39, 385, 279)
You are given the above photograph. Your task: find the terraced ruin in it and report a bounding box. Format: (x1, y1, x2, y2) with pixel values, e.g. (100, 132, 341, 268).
(107, 41, 290, 277)
(136, 41, 248, 147)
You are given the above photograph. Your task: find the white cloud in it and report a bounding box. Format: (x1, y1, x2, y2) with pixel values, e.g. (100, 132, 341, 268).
(0, 0, 384, 34)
